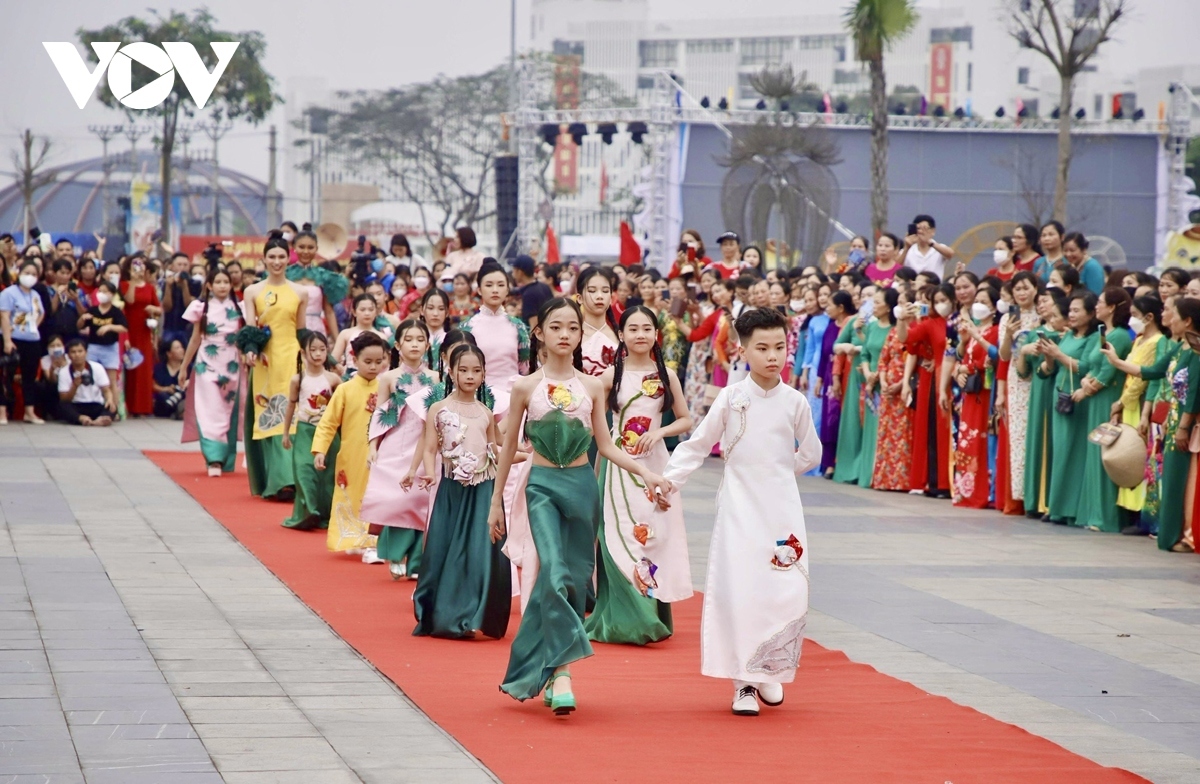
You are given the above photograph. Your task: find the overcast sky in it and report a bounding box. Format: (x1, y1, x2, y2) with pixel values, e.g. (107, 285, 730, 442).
(3, 0, 1196, 190)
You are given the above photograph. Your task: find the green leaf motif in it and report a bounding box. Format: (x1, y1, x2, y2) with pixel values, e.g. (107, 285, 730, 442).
(205, 322, 219, 335)
(217, 375, 231, 388)
(194, 361, 208, 374)
(204, 344, 219, 357)
(224, 333, 237, 346)
(226, 360, 240, 374)
(226, 307, 241, 321)
(224, 390, 237, 403)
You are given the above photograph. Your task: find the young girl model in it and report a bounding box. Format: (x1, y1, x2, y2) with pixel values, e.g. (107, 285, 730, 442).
(312, 331, 389, 558)
(419, 288, 450, 367)
(586, 306, 693, 645)
(332, 294, 387, 378)
(460, 261, 529, 417)
(361, 319, 438, 579)
(578, 266, 618, 376)
(664, 307, 821, 717)
(281, 332, 341, 530)
(179, 267, 244, 476)
(406, 344, 510, 639)
(491, 298, 672, 715)
(240, 233, 308, 500)
(287, 224, 345, 337)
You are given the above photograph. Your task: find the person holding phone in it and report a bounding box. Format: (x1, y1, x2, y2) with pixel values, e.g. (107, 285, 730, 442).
(899, 214, 955, 279)
(57, 338, 115, 426)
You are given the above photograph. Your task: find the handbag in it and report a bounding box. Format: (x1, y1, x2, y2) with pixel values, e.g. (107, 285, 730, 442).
(962, 371, 983, 395)
(1055, 365, 1075, 415)
(1151, 400, 1170, 425)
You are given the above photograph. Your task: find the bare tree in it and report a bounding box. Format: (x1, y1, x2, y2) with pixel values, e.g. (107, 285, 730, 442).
(1006, 0, 1130, 223)
(11, 130, 56, 243)
(996, 146, 1055, 226)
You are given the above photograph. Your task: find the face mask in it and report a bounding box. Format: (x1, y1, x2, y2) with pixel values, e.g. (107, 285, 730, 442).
(993, 249, 1009, 265)
(391, 287, 406, 299)
(441, 281, 454, 292)
(50, 347, 65, 358)
(996, 300, 1011, 314)
(892, 304, 905, 321)
(970, 302, 992, 322)
(934, 301, 953, 317)
(18, 274, 37, 288)
(106, 274, 121, 286)
(281, 231, 294, 243)
(191, 273, 204, 283)
(371, 258, 384, 273)
(790, 299, 804, 312)
(97, 292, 112, 305)
(1129, 316, 1146, 335)
(414, 276, 430, 290)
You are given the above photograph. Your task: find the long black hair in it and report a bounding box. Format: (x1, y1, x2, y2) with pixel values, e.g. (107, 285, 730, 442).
(529, 297, 584, 373)
(197, 267, 236, 341)
(608, 305, 674, 414)
(296, 330, 330, 375)
(577, 265, 617, 331)
(443, 343, 487, 401)
(389, 317, 430, 369)
(437, 329, 477, 376)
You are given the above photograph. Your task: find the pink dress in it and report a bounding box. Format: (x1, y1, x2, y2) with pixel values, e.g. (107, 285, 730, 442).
(301, 281, 326, 334)
(360, 367, 438, 529)
(181, 297, 243, 449)
(460, 305, 529, 417)
(582, 326, 618, 377)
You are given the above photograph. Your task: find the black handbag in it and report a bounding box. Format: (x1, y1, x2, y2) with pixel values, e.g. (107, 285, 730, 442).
(1055, 365, 1075, 415)
(962, 371, 983, 395)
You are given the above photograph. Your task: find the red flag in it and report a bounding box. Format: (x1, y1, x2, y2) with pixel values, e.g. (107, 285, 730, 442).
(545, 225, 560, 264)
(619, 221, 641, 267)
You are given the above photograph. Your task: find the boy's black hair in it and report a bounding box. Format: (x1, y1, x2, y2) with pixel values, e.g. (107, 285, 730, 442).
(734, 306, 788, 341)
(65, 338, 87, 352)
(351, 331, 388, 357)
(913, 214, 936, 229)
(734, 274, 756, 291)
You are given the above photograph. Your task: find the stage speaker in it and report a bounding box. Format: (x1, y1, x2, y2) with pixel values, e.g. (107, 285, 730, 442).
(495, 154, 518, 260)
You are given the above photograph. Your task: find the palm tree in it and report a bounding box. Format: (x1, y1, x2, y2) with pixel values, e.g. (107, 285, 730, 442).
(845, 0, 918, 238)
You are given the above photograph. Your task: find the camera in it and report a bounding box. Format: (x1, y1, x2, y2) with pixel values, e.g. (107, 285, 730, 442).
(78, 369, 94, 386)
(202, 242, 223, 267)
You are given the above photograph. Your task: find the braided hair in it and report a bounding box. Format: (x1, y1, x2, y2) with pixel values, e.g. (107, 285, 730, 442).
(296, 330, 330, 375)
(529, 297, 584, 373)
(197, 267, 235, 342)
(608, 305, 674, 414)
(443, 343, 488, 403)
(437, 329, 477, 376)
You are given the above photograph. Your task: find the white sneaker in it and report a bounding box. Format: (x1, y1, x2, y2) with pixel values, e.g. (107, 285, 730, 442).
(731, 681, 759, 716)
(389, 561, 407, 580)
(361, 548, 385, 565)
(757, 681, 784, 707)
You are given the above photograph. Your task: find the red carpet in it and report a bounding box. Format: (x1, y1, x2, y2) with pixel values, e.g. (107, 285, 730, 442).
(146, 451, 1147, 784)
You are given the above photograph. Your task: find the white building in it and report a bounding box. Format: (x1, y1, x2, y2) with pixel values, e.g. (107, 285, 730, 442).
(529, 0, 1175, 120)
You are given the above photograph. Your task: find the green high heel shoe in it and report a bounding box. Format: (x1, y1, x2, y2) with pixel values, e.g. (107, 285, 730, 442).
(543, 682, 553, 707)
(549, 673, 575, 716)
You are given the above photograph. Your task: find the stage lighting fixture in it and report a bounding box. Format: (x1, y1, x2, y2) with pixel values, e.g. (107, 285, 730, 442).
(627, 121, 648, 144)
(540, 124, 559, 146)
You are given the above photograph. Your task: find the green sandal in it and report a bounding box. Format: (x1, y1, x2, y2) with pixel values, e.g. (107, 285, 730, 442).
(549, 673, 575, 716)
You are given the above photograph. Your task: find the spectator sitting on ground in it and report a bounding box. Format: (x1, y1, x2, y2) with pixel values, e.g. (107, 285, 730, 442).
(57, 339, 114, 426)
(153, 338, 187, 419)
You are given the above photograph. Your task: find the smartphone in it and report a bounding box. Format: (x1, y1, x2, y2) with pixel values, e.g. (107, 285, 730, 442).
(918, 302, 929, 317)
(1098, 323, 1107, 347)
(670, 296, 687, 318)
(907, 223, 918, 237)
(687, 245, 696, 263)
(847, 248, 865, 266)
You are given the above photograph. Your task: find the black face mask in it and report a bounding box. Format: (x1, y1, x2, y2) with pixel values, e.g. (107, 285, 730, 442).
(1124, 286, 1138, 298)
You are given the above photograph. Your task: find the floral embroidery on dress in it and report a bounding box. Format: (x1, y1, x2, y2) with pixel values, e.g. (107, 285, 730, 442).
(746, 615, 808, 676)
(307, 391, 330, 412)
(365, 392, 378, 413)
(435, 408, 496, 486)
(546, 382, 580, 412)
(619, 416, 652, 453)
(640, 373, 665, 399)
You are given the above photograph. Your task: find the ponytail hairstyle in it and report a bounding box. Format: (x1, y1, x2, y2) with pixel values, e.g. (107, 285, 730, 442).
(443, 343, 488, 402)
(198, 267, 234, 340)
(529, 297, 584, 373)
(437, 329, 477, 376)
(389, 317, 430, 369)
(576, 265, 618, 331)
(295, 330, 330, 375)
(263, 229, 290, 256)
(608, 305, 674, 414)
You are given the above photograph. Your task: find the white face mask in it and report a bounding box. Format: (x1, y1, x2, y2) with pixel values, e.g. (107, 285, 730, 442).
(993, 249, 1009, 265)
(996, 300, 1011, 314)
(413, 276, 430, 291)
(1129, 316, 1146, 335)
(96, 291, 112, 305)
(892, 304, 905, 321)
(934, 301, 953, 317)
(391, 287, 406, 299)
(281, 231, 294, 243)
(106, 274, 121, 286)
(970, 302, 992, 322)
(790, 299, 804, 312)
(18, 273, 37, 289)
(192, 273, 205, 283)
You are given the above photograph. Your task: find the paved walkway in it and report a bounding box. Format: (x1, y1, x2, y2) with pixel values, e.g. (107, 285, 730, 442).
(3, 419, 1200, 782)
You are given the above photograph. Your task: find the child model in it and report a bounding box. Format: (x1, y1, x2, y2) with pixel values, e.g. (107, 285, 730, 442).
(492, 298, 672, 715)
(361, 319, 438, 579)
(281, 332, 341, 530)
(179, 266, 243, 476)
(419, 288, 450, 368)
(663, 307, 821, 716)
(586, 306, 694, 645)
(406, 344, 509, 639)
(312, 331, 389, 558)
(332, 294, 388, 378)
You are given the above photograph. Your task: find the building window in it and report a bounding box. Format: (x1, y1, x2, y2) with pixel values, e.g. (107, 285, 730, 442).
(639, 40, 678, 68)
(1017, 67, 1030, 85)
(930, 26, 973, 49)
(737, 73, 761, 101)
(834, 69, 861, 85)
(686, 39, 733, 55)
(740, 37, 793, 66)
(797, 34, 841, 50)
(553, 39, 584, 57)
